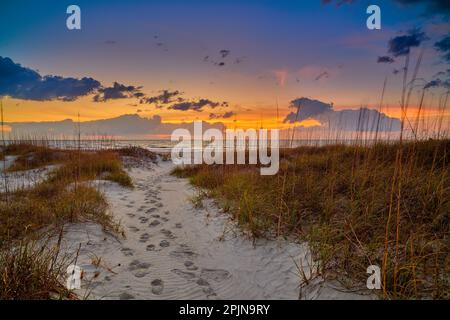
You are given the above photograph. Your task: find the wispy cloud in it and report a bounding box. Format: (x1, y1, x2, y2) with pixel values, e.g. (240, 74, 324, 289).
(273, 69, 288, 86)
(434, 33, 450, 62)
(93, 82, 144, 102)
(377, 56, 395, 63)
(169, 99, 228, 112)
(209, 111, 236, 119)
(140, 90, 183, 105)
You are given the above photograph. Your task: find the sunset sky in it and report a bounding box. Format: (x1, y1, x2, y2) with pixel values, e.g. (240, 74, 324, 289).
(1, 0, 449, 131)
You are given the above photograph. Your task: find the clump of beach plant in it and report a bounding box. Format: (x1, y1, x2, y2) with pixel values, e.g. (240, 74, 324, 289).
(173, 140, 450, 299)
(0, 141, 133, 299)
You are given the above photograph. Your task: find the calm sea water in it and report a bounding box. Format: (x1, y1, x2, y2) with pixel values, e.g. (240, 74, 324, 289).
(3, 138, 388, 152)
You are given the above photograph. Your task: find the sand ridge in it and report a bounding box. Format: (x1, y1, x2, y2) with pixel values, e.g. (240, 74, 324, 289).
(57, 159, 370, 300)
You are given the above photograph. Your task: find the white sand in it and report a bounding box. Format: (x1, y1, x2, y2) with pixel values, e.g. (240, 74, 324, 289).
(0, 155, 57, 192)
(52, 160, 373, 300)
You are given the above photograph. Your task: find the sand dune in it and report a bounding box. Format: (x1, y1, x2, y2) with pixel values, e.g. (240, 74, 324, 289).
(54, 159, 370, 300)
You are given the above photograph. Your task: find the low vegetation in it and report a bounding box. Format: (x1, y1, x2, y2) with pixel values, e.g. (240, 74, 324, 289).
(172, 139, 450, 299)
(0, 239, 72, 300)
(0, 142, 137, 299)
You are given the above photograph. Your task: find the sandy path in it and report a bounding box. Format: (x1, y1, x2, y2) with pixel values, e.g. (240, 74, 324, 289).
(59, 160, 369, 300)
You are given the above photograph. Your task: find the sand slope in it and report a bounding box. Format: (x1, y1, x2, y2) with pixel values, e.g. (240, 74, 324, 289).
(58, 160, 371, 300)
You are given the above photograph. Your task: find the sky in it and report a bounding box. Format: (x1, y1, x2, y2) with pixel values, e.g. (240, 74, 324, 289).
(0, 0, 449, 134)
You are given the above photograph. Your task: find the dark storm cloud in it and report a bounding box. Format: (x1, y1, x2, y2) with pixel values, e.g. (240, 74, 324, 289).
(0, 56, 153, 103)
(209, 111, 235, 119)
(434, 34, 450, 62)
(388, 28, 428, 57)
(377, 56, 395, 63)
(283, 97, 401, 132)
(0, 56, 101, 101)
(169, 99, 227, 112)
(435, 34, 450, 51)
(140, 90, 182, 105)
(93, 82, 143, 102)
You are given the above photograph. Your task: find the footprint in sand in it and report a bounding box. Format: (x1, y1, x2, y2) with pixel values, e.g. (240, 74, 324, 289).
(129, 260, 151, 278)
(161, 229, 175, 239)
(119, 292, 135, 300)
(127, 213, 136, 218)
(126, 204, 134, 208)
(139, 233, 150, 242)
(170, 246, 198, 259)
(159, 240, 170, 247)
(149, 220, 160, 227)
(151, 279, 164, 295)
(146, 244, 156, 251)
(151, 214, 160, 218)
(171, 269, 196, 280)
(175, 223, 182, 229)
(139, 216, 149, 223)
(164, 211, 170, 215)
(203, 286, 217, 298)
(121, 247, 134, 256)
(196, 278, 210, 286)
(146, 208, 157, 214)
(161, 217, 169, 222)
(128, 226, 139, 233)
(200, 269, 231, 282)
(134, 270, 149, 278)
(184, 260, 198, 271)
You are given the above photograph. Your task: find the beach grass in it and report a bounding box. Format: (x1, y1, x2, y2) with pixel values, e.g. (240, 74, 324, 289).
(0, 142, 139, 299)
(172, 139, 450, 299)
(0, 239, 72, 300)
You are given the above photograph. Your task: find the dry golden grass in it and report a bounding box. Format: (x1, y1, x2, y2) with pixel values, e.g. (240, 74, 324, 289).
(0, 239, 72, 300)
(172, 139, 450, 299)
(0, 142, 135, 299)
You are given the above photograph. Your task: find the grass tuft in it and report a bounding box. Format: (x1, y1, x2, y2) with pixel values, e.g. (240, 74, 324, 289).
(173, 140, 450, 299)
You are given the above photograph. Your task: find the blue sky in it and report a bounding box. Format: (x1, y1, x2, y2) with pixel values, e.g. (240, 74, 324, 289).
(0, 0, 449, 124)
